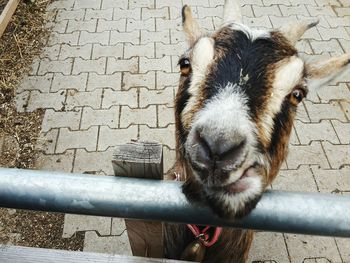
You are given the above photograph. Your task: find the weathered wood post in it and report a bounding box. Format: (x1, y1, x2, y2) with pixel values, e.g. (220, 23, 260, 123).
(112, 140, 164, 258)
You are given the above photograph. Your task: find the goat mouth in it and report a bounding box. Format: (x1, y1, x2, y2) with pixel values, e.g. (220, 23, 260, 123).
(219, 166, 257, 194)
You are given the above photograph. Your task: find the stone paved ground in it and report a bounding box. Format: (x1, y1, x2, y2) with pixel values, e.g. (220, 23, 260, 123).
(15, 0, 350, 262)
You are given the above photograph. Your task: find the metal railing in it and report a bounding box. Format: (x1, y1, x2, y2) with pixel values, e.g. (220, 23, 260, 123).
(0, 168, 349, 237)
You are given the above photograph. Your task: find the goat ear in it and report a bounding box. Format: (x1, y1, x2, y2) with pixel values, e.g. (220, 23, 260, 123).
(305, 53, 350, 90)
(280, 20, 318, 45)
(182, 5, 203, 46)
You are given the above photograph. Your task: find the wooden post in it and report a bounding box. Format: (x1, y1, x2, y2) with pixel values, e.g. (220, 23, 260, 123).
(112, 141, 164, 258)
(0, 0, 20, 38)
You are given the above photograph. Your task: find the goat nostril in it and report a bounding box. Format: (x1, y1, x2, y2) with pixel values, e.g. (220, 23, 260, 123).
(193, 130, 212, 165)
(190, 130, 247, 170)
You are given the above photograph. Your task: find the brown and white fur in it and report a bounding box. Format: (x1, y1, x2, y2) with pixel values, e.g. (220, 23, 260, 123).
(163, 1, 350, 262)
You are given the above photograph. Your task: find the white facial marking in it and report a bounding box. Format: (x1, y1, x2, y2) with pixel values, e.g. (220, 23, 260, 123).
(261, 56, 304, 142)
(229, 22, 270, 41)
(193, 84, 255, 147)
(212, 176, 263, 215)
(182, 37, 215, 124)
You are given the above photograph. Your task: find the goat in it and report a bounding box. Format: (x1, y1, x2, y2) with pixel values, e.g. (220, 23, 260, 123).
(163, 1, 350, 262)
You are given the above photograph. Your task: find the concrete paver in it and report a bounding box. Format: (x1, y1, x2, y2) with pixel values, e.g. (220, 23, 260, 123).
(15, 0, 350, 261)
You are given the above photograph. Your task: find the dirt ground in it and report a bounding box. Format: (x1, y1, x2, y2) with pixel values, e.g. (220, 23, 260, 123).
(0, 1, 84, 250)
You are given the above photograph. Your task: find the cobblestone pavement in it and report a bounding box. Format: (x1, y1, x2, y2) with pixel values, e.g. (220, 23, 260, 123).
(15, 0, 349, 262)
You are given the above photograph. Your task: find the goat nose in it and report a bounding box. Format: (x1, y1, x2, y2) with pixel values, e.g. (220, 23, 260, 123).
(192, 130, 247, 170)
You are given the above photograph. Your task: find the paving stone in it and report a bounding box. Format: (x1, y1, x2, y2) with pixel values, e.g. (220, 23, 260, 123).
(126, 18, 155, 32)
(316, 83, 350, 103)
(322, 142, 350, 169)
(85, 9, 114, 20)
(156, 0, 183, 8)
(139, 86, 175, 107)
(74, 0, 101, 9)
(48, 32, 80, 46)
(247, 232, 289, 263)
(42, 109, 81, 132)
(65, 89, 103, 110)
(83, 231, 132, 255)
(98, 126, 138, 151)
(28, 58, 40, 76)
(47, 0, 74, 10)
(314, 0, 341, 6)
(253, 5, 282, 17)
(197, 6, 223, 18)
(139, 125, 176, 149)
(81, 106, 119, 129)
(306, 5, 337, 17)
(56, 127, 98, 153)
(63, 215, 111, 238)
(158, 105, 175, 127)
(87, 72, 122, 91)
(296, 102, 311, 122)
(340, 100, 350, 120)
(273, 166, 317, 192)
(120, 106, 157, 128)
(102, 89, 138, 108)
(339, 39, 350, 53)
(294, 120, 339, 144)
(130, 0, 154, 8)
(124, 43, 154, 59)
(35, 150, 75, 173)
(39, 44, 61, 60)
(156, 17, 181, 31)
(113, 8, 141, 20)
(183, 0, 210, 6)
(51, 73, 88, 92)
(326, 16, 350, 28)
(36, 129, 59, 154)
(155, 42, 186, 58)
(286, 142, 330, 169)
(97, 19, 127, 32)
(73, 148, 115, 175)
(92, 44, 123, 59)
(27, 91, 66, 112)
(335, 238, 350, 263)
(309, 39, 344, 55)
(318, 27, 350, 41)
(243, 16, 272, 29)
(122, 71, 156, 89)
(56, 9, 85, 21)
(17, 74, 53, 93)
(142, 7, 169, 20)
(304, 101, 347, 122)
(139, 56, 172, 73)
(110, 31, 140, 45)
(79, 31, 110, 45)
(111, 218, 126, 235)
(66, 19, 97, 33)
(59, 44, 93, 60)
(311, 166, 350, 193)
(38, 59, 73, 75)
(262, 0, 291, 5)
(102, 0, 128, 9)
(107, 57, 138, 74)
(156, 71, 179, 88)
(296, 39, 313, 55)
(284, 234, 342, 263)
(72, 58, 106, 75)
(141, 29, 170, 44)
(331, 120, 350, 144)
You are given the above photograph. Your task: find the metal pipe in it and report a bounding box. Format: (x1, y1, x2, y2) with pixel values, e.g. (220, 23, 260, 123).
(0, 168, 349, 237)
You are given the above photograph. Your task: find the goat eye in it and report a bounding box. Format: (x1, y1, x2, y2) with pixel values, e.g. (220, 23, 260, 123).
(290, 88, 305, 105)
(179, 58, 191, 75)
